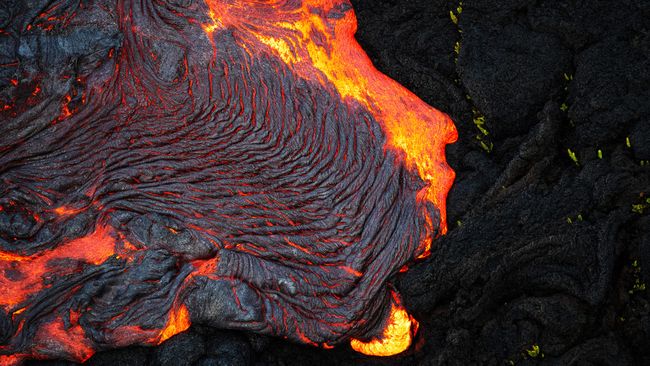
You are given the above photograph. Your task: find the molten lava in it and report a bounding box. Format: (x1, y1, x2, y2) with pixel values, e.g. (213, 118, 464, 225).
(0, 0, 456, 363)
(350, 291, 418, 356)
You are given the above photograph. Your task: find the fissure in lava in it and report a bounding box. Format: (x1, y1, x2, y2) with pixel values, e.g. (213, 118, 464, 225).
(0, 0, 456, 363)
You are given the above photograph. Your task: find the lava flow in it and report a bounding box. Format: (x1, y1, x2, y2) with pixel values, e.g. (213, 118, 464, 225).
(0, 0, 456, 363)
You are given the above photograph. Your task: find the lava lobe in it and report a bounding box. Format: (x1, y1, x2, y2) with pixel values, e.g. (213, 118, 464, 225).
(0, 0, 456, 363)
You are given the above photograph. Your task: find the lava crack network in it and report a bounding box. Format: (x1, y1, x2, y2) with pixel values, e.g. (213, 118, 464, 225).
(0, 0, 456, 363)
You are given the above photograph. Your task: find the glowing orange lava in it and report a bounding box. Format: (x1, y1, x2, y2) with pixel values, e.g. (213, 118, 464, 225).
(202, 0, 455, 356)
(158, 304, 191, 344)
(0, 224, 117, 309)
(33, 314, 95, 363)
(350, 292, 418, 356)
(203, 0, 457, 259)
(1, 0, 456, 361)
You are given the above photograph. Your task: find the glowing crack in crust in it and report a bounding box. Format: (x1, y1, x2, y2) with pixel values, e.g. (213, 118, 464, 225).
(0, 0, 456, 363)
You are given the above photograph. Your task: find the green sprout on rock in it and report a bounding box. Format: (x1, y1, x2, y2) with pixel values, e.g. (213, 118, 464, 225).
(450, 2, 463, 24)
(566, 213, 584, 224)
(631, 196, 649, 214)
(526, 344, 543, 358)
(628, 259, 646, 295)
(567, 148, 579, 165)
(471, 108, 493, 153)
(450, 11, 458, 24)
(632, 203, 646, 214)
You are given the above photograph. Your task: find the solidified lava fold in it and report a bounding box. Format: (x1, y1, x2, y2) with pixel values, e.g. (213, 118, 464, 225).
(0, 0, 456, 363)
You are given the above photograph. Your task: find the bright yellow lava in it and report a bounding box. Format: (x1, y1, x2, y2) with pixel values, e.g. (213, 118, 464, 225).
(350, 299, 418, 356)
(202, 0, 456, 356)
(158, 304, 191, 344)
(202, 0, 456, 258)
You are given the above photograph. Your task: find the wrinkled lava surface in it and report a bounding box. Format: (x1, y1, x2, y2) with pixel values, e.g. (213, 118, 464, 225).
(0, 0, 457, 363)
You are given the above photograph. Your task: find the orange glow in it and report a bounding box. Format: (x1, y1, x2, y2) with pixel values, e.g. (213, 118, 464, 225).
(199, 0, 454, 356)
(53, 205, 83, 216)
(0, 251, 30, 262)
(11, 307, 26, 317)
(2, 1, 455, 361)
(191, 255, 220, 279)
(60, 94, 73, 119)
(106, 325, 160, 348)
(350, 292, 418, 356)
(202, 0, 456, 259)
(157, 304, 191, 344)
(0, 355, 23, 366)
(0, 225, 117, 309)
(33, 315, 95, 362)
(100, 305, 191, 348)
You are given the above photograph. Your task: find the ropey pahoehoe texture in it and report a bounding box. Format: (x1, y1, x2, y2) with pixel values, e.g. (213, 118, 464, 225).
(0, 0, 457, 364)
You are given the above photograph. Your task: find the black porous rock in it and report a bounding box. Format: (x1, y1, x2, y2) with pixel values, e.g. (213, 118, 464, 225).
(85, 347, 150, 366)
(151, 332, 205, 366)
(458, 17, 570, 138)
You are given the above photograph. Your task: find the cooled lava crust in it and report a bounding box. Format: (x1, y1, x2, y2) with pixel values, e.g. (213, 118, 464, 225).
(0, 0, 456, 363)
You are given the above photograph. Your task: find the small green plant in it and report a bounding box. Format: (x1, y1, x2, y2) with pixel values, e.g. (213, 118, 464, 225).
(473, 114, 489, 136)
(450, 1, 463, 24)
(631, 195, 649, 214)
(478, 139, 493, 153)
(629, 259, 646, 295)
(567, 213, 584, 224)
(449, 11, 458, 24)
(633, 279, 646, 292)
(632, 203, 646, 214)
(471, 108, 493, 153)
(526, 344, 542, 358)
(598, 149, 603, 159)
(567, 149, 579, 165)
(562, 72, 573, 92)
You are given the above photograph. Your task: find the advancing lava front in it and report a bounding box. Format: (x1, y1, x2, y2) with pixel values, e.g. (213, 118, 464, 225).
(0, 0, 456, 363)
